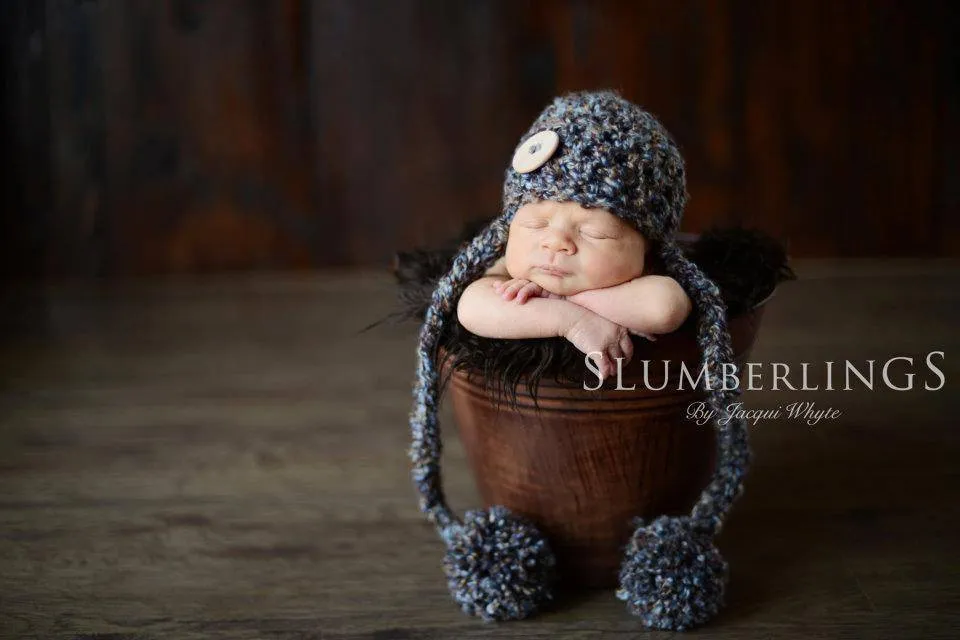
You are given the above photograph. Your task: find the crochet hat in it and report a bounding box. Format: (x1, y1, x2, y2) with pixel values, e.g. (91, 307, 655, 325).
(408, 90, 750, 630)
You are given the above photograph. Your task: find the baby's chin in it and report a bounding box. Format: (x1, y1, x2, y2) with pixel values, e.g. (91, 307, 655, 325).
(530, 270, 643, 296)
(527, 274, 592, 297)
(515, 264, 638, 296)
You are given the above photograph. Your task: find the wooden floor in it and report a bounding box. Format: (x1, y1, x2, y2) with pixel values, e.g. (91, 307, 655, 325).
(0, 261, 958, 639)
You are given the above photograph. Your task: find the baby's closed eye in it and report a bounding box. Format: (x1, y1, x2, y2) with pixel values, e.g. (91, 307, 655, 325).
(519, 219, 549, 229)
(580, 227, 617, 239)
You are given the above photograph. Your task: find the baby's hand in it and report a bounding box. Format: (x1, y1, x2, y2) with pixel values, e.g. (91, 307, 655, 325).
(564, 311, 634, 381)
(493, 278, 563, 303)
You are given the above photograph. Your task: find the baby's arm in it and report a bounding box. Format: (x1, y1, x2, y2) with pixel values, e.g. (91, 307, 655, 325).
(456, 275, 585, 340)
(566, 275, 692, 337)
(458, 275, 635, 379)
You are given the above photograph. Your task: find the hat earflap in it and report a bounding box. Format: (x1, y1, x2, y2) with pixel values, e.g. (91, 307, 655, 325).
(616, 241, 752, 631)
(409, 215, 558, 621)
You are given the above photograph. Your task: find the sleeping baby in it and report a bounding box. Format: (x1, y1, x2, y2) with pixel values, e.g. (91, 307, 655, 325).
(457, 198, 692, 382)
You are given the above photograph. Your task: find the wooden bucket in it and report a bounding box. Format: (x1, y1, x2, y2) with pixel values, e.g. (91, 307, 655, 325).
(447, 299, 770, 590)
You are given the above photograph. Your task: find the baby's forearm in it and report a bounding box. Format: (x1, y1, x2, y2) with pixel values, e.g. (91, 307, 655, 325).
(567, 276, 691, 335)
(457, 277, 585, 339)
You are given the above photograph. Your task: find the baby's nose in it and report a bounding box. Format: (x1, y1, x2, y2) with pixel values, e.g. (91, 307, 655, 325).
(543, 230, 575, 253)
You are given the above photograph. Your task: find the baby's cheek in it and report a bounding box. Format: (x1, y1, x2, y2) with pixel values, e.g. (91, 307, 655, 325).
(503, 248, 528, 279)
(579, 259, 618, 289)
(587, 250, 644, 287)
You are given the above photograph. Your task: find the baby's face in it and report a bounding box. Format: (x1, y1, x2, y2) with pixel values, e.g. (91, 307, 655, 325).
(504, 200, 647, 296)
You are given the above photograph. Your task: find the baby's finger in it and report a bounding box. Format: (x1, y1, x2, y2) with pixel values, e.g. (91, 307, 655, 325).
(620, 333, 634, 362)
(515, 284, 531, 303)
(608, 346, 625, 374)
(501, 280, 525, 300)
(516, 282, 542, 303)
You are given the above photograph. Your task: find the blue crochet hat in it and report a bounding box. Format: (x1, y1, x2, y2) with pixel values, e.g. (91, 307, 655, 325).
(408, 90, 750, 630)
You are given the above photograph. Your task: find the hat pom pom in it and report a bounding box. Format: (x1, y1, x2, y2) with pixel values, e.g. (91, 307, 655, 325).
(616, 516, 728, 630)
(442, 506, 556, 621)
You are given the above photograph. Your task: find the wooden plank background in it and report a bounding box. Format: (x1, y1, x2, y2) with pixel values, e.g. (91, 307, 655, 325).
(3, 0, 958, 278)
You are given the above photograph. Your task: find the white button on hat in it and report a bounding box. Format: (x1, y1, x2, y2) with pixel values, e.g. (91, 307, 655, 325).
(511, 130, 559, 174)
